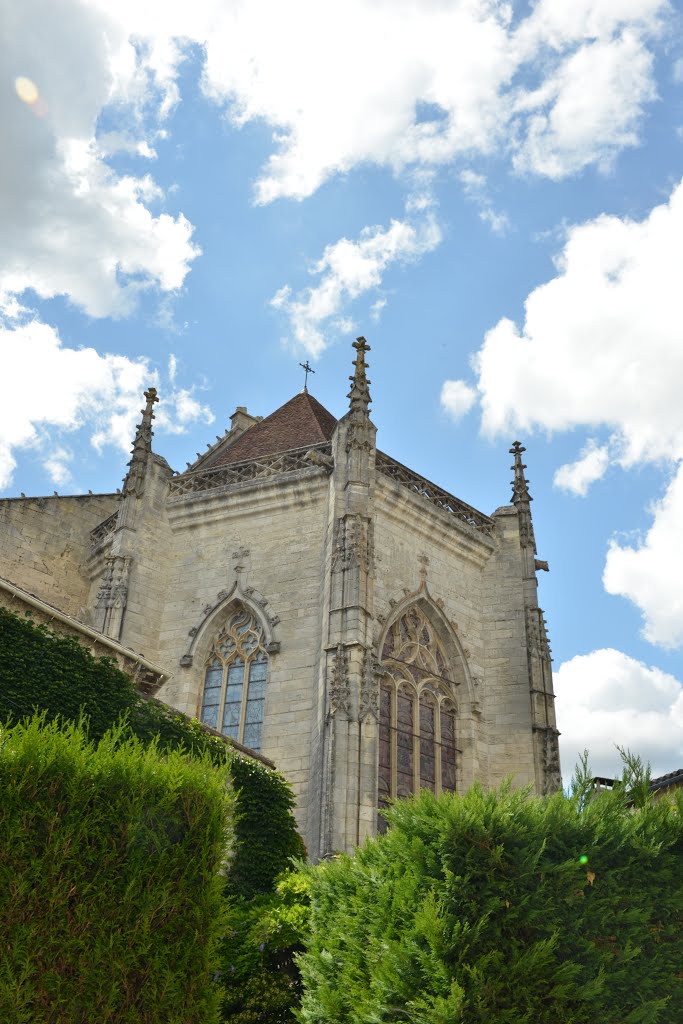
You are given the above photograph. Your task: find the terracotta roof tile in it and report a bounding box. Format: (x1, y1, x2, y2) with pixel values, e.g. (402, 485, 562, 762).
(212, 391, 337, 467)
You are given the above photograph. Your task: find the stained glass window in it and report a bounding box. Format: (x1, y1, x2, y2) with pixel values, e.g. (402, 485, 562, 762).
(378, 605, 459, 825)
(200, 605, 268, 751)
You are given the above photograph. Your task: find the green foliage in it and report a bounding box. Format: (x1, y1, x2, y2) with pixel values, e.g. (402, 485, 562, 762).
(219, 874, 311, 1024)
(228, 756, 307, 899)
(0, 607, 136, 740)
(0, 713, 233, 1024)
(0, 608, 308, 1024)
(299, 775, 683, 1024)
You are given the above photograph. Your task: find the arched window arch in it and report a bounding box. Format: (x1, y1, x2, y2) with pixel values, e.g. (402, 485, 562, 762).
(200, 604, 268, 751)
(378, 605, 459, 826)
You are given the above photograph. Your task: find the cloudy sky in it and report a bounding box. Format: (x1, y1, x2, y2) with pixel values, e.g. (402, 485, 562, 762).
(2, 0, 682, 784)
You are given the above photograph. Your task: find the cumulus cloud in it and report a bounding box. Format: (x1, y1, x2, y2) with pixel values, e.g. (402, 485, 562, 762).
(272, 209, 442, 355)
(555, 648, 683, 783)
(440, 177, 683, 646)
(195, 0, 666, 201)
(604, 464, 683, 648)
(554, 440, 610, 495)
(1, 1, 199, 321)
(440, 379, 477, 422)
(0, 312, 213, 490)
(458, 170, 510, 235)
(469, 178, 683, 458)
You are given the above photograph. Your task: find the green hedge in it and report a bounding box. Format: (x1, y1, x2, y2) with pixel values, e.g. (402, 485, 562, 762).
(298, 775, 683, 1024)
(0, 607, 305, 895)
(0, 714, 233, 1024)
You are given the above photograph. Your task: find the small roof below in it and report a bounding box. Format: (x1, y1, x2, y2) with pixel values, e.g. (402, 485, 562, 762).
(212, 390, 337, 467)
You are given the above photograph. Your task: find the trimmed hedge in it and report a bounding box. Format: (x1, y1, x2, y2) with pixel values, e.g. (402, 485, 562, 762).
(0, 608, 308, 1022)
(298, 775, 683, 1024)
(0, 714, 233, 1024)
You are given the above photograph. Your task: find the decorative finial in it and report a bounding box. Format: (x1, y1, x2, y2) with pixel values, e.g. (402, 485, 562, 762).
(347, 336, 371, 418)
(299, 360, 315, 391)
(123, 386, 159, 498)
(509, 440, 532, 507)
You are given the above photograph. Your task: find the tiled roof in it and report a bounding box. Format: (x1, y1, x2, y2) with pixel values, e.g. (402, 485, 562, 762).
(212, 391, 337, 467)
(650, 769, 683, 790)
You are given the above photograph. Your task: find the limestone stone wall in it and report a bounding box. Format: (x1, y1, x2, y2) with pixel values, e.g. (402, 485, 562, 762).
(155, 471, 330, 843)
(372, 478, 537, 792)
(0, 493, 117, 620)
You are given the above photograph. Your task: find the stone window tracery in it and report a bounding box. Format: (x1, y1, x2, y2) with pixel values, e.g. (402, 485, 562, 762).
(378, 606, 458, 828)
(200, 605, 268, 751)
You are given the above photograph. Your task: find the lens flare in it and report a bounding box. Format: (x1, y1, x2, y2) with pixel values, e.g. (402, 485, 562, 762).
(15, 77, 39, 106)
(579, 855, 589, 865)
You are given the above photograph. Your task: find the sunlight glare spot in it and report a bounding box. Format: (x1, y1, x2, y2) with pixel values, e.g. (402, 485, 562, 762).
(15, 76, 40, 106)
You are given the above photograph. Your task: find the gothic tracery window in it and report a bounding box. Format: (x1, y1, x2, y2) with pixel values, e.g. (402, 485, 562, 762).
(378, 606, 458, 827)
(200, 605, 268, 751)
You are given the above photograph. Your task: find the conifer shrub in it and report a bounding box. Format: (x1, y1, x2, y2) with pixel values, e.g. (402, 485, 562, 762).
(298, 768, 683, 1024)
(0, 608, 309, 1023)
(0, 714, 233, 1024)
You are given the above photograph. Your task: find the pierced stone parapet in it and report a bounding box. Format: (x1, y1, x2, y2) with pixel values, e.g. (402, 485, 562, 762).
(90, 510, 119, 550)
(168, 443, 334, 499)
(375, 451, 495, 536)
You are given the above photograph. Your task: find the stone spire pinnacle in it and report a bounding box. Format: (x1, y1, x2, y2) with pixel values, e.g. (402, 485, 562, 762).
(509, 440, 536, 553)
(509, 441, 532, 507)
(123, 387, 158, 497)
(347, 336, 372, 419)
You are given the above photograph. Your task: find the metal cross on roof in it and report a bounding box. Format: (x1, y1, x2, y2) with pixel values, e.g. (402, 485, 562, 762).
(299, 360, 315, 390)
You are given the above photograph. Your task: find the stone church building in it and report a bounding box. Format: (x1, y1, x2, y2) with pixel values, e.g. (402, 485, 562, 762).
(0, 338, 560, 859)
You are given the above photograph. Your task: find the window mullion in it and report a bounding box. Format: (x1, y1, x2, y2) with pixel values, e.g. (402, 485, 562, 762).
(239, 656, 250, 743)
(435, 698, 442, 797)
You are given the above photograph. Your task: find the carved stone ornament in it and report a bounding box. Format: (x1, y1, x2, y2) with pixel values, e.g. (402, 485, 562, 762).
(96, 556, 130, 610)
(526, 607, 552, 661)
(179, 578, 280, 667)
(359, 648, 380, 722)
(328, 644, 351, 719)
(542, 730, 562, 795)
(331, 514, 373, 574)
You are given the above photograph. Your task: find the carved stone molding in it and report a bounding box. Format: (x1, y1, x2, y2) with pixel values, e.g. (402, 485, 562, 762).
(359, 648, 380, 722)
(328, 644, 351, 719)
(331, 514, 373, 574)
(179, 578, 280, 668)
(542, 728, 562, 795)
(526, 606, 552, 661)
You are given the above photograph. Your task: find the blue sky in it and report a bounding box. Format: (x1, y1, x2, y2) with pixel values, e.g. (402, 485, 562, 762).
(2, 0, 682, 782)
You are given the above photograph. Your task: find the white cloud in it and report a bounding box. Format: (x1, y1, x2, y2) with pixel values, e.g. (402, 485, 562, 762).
(442, 177, 683, 647)
(42, 447, 73, 488)
(19, 0, 664, 214)
(1, 1, 199, 321)
(554, 440, 610, 495)
(604, 464, 683, 648)
(0, 313, 213, 490)
(194, 0, 665, 201)
(555, 648, 683, 783)
(512, 32, 657, 179)
(272, 211, 442, 356)
(440, 379, 477, 422)
(458, 170, 510, 235)
(470, 178, 683, 464)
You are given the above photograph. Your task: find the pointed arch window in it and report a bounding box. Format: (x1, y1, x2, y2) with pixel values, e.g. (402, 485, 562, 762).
(200, 605, 268, 751)
(378, 606, 459, 827)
